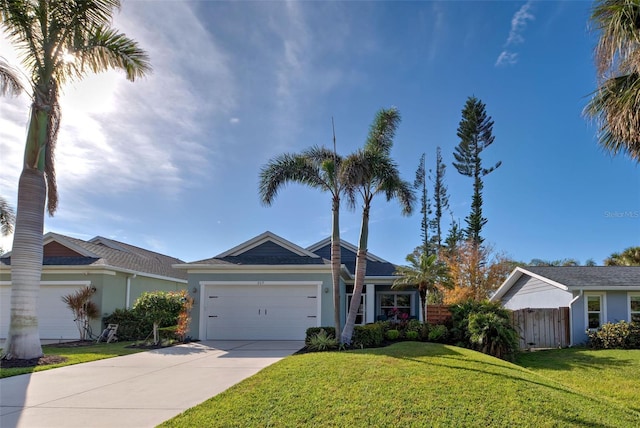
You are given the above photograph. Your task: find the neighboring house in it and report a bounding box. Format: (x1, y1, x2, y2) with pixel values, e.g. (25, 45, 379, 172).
(490, 266, 640, 345)
(0, 232, 187, 340)
(174, 231, 419, 341)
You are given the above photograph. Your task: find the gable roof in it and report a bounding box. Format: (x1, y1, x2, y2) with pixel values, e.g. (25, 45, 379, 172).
(491, 266, 640, 301)
(1, 232, 187, 281)
(188, 231, 326, 266)
(307, 238, 397, 277)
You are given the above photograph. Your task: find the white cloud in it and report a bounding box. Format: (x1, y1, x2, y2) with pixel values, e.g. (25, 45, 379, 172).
(506, 2, 535, 46)
(496, 1, 535, 67)
(230, 117, 240, 124)
(495, 51, 519, 67)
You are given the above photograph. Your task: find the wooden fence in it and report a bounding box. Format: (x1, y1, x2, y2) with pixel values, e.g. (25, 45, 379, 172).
(425, 304, 452, 325)
(511, 307, 570, 350)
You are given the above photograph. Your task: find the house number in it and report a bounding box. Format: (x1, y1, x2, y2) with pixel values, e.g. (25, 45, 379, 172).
(257, 281, 264, 286)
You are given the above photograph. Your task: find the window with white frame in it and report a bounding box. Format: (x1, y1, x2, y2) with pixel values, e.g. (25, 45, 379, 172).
(379, 292, 412, 321)
(630, 294, 640, 323)
(585, 294, 605, 330)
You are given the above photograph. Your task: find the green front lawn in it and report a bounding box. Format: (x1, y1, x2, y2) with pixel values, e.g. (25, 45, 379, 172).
(161, 342, 640, 427)
(0, 341, 145, 378)
(516, 347, 640, 413)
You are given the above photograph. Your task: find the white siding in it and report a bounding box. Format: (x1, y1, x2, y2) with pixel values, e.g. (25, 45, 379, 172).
(501, 276, 572, 310)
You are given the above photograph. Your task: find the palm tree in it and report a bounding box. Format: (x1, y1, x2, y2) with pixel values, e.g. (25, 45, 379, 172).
(0, 196, 16, 236)
(585, 0, 640, 162)
(604, 246, 640, 265)
(392, 250, 451, 323)
(259, 145, 348, 335)
(0, 0, 150, 360)
(340, 107, 415, 344)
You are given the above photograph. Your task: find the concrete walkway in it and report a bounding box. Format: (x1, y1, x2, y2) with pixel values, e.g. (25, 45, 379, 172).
(0, 340, 303, 428)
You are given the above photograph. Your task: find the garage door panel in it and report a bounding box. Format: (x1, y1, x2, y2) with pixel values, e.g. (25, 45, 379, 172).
(1, 284, 85, 340)
(204, 283, 319, 341)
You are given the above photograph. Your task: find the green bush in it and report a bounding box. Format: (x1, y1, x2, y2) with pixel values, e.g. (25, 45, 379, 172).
(588, 321, 640, 349)
(449, 300, 519, 360)
(405, 331, 420, 341)
(103, 308, 149, 340)
(305, 327, 336, 345)
(307, 329, 338, 352)
(133, 291, 184, 327)
(352, 323, 384, 348)
(468, 312, 519, 360)
(428, 324, 449, 343)
(386, 329, 400, 340)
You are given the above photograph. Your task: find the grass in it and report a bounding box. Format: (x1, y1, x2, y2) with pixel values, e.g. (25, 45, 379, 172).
(516, 347, 640, 413)
(160, 342, 640, 428)
(0, 341, 145, 378)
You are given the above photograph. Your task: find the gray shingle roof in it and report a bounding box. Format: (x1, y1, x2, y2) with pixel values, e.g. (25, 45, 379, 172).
(0, 233, 187, 280)
(310, 242, 397, 277)
(524, 266, 640, 287)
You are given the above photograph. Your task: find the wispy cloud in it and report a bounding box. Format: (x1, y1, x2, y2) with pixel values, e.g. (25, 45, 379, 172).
(496, 1, 535, 66)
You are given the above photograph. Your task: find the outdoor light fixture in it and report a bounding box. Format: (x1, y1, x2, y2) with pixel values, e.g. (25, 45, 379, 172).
(324, 287, 329, 293)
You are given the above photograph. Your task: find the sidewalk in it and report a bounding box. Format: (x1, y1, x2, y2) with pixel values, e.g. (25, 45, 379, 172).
(0, 340, 303, 428)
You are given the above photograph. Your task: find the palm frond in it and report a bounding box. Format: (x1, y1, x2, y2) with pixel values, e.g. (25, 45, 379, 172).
(0, 57, 26, 96)
(0, 196, 16, 236)
(365, 107, 400, 154)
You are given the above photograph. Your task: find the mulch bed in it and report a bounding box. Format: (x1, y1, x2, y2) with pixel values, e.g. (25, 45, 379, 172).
(0, 355, 68, 369)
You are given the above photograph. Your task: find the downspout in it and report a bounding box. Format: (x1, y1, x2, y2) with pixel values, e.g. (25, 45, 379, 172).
(568, 289, 583, 347)
(126, 274, 137, 309)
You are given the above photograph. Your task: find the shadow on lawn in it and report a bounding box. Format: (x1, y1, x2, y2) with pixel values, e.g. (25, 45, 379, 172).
(515, 347, 634, 372)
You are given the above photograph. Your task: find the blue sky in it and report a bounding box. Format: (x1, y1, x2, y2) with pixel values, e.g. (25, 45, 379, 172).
(0, 1, 638, 266)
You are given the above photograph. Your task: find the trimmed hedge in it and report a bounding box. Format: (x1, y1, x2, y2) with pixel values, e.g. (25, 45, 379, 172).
(352, 323, 384, 348)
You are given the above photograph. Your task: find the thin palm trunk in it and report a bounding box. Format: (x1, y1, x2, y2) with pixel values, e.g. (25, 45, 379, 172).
(3, 169, 46, 359)
(331, 196, 341, 334)
(341, 205, 369, 344)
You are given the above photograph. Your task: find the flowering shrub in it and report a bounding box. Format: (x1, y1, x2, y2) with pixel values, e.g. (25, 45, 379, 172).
(588, 321, 640, 349)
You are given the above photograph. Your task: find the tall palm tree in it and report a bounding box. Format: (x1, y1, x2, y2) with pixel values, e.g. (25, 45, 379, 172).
(0, 196, 16, 236)
(0, 0, 150, 360)
(604, 246, 640, 265)
(392, 251, 451, 322)
(585, 0, 640, 162)
(259, 145, 348, 335)
(340, 107, 415, 344)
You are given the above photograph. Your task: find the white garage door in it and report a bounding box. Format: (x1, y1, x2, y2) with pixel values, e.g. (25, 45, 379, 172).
(203, 282, 320, 340)
(0, 283, 87, 340)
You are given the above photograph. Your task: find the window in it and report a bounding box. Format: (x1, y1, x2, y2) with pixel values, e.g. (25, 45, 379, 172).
(585, 294, 605, 330)
(379, 293, 412, 321)
(630, 295, 640, 323)
(346, 294, 366, 325)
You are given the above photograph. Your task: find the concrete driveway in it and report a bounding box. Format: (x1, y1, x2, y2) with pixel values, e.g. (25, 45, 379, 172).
(0, 340, 303, 428)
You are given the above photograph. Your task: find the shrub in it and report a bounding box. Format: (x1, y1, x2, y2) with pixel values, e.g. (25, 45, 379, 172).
(352, 323, 384, 348)
(306, 327, 336, 345)
(588, 321, 640, 349)
(307, 329, 338, 352)
(103, 308, 149, 341)
(386, 329, 400, 340)
(428, 324, 449, 343)
(61, 286, 99, 341)
(449, 300, 519, 360)
(406, 331, 420, 341)
(133, 291, 185, 344)
(468, 312, 519, 360)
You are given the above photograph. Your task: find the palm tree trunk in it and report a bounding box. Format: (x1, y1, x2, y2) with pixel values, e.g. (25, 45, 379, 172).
(1, 168, 46, 360)
(331, 197, 341, 336)
(341, 205, 369, 344)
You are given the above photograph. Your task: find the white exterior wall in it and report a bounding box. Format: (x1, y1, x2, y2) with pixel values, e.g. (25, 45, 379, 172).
(501, 275, 572, 310)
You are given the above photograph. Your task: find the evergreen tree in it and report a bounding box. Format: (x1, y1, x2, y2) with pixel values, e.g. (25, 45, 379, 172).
(453, 96, 501, 247)
(428, 146, 449, 252)
(414, 153, 432, 255)
(444, 213, 465, 254)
